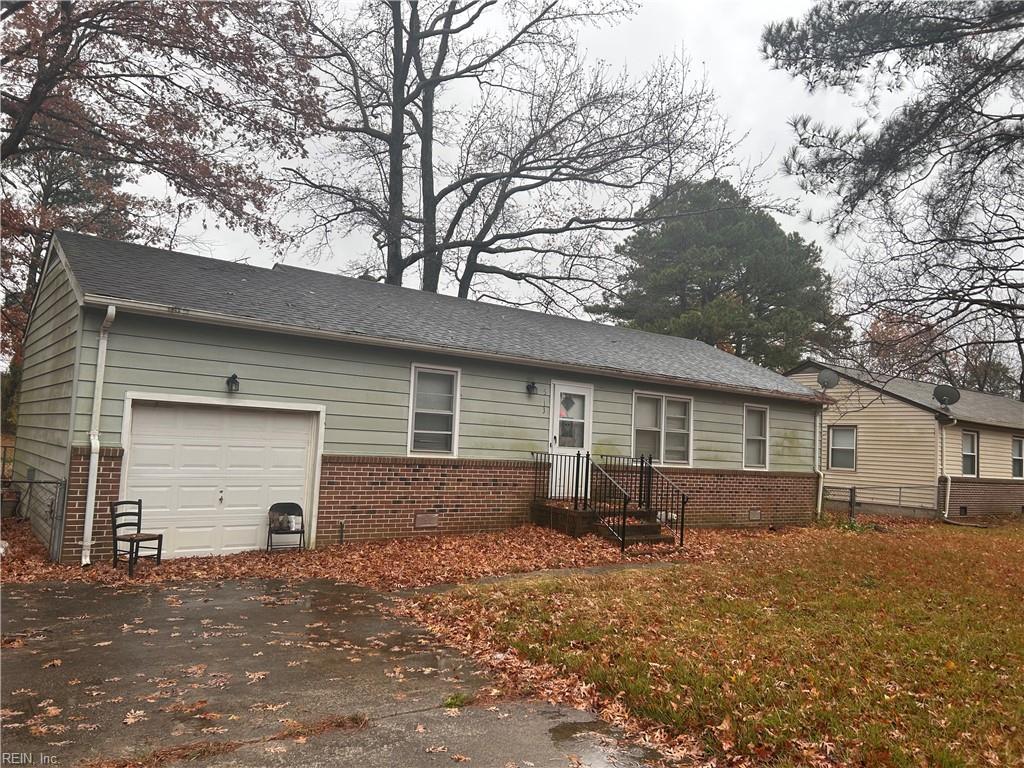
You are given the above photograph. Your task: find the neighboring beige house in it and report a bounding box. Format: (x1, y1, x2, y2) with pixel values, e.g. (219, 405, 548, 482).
(788, 361, 1024, 520)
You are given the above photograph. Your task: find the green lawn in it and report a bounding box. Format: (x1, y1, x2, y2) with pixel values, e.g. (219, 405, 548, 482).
(417, 524, 1024, 766)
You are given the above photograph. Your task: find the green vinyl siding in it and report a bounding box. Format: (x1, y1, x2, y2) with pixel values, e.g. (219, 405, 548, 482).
(73, 309, 816, 471)
(12, 255, 82, 545)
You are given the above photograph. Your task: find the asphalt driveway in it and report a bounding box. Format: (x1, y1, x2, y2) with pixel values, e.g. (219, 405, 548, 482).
(1, 579, 658, 767)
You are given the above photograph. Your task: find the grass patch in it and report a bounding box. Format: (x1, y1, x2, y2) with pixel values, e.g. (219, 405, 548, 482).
(443, 691, 474, 708)
(419, 524, 1024, 765)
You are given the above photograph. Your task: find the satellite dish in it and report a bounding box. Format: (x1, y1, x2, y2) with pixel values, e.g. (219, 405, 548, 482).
(933, 384, 961, 408)
(817, 369, 840, 390)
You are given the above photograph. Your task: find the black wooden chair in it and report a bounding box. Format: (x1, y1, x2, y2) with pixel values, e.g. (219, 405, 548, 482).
(110, 500, 163, 576)
(267, 502, 305, 552)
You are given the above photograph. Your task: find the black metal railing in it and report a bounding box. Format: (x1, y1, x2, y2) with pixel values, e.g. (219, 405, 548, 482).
(597, 455, 688, 545)
(645, 462, 689, 545)
(531, 451, 631, 550)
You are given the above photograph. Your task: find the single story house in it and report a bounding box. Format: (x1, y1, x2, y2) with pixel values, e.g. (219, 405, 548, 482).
(787, 361, 1024, 520)
(14, 232, 825, 564)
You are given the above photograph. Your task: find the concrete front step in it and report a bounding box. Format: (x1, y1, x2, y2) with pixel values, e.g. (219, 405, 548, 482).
(595, 523, 676, 546)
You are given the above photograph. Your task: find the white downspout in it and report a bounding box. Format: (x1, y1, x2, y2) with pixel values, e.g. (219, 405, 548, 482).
(814, 405, 825, 520)
(81, 305, 116, 566)
(939, 418, 957, 519)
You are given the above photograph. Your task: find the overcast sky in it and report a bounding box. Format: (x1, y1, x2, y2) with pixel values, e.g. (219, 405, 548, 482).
(174, 0, 864, 277)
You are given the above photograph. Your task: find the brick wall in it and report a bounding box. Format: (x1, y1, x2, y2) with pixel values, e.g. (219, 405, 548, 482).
(314, 455, 535, 544)
(943, 477, 1024, 521)
(656, 467, 817, 527)
(63, 446, 124, 563)
(601, 462, 815, 527)
(54, 451, 816, 562)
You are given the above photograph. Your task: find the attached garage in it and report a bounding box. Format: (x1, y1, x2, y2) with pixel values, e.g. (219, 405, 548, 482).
(121, 399, 322, 558)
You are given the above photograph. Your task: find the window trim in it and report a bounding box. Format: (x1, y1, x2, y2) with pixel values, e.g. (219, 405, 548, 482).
(407, 363, 461, 457)
(630, 390, 695, 466)
(827, 425, 857, 471)
(742, 404, 770, 471)
(1012, 436, 1024, 479)
(960, 429, 979, 478)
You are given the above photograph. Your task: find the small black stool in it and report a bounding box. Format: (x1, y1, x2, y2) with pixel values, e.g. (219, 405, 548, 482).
(267, 502, 306, 552)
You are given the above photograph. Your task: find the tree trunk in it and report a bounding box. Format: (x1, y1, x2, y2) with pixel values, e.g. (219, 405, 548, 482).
(419, 82, 440, 292)
(384, 1, 406, 286)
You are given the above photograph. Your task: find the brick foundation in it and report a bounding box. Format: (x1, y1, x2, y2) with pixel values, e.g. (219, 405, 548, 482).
(53, 451, 816, 562)
(650, 467, 815, 527)
(63, 446, 125, 564)
(942, 477, 1024, 521)
(314, 455, 534, 544)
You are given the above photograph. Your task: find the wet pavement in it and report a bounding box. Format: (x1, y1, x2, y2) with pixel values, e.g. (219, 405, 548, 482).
(1, 579, 660, 767)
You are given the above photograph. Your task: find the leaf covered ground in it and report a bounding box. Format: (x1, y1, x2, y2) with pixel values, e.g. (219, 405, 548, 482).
(3, 517, 761, 589)
(406, 523, 1024, 767)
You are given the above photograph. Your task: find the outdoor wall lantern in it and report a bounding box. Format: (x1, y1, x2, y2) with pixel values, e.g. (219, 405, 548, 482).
(226, 373, 240, 393)
(526, 381, 538, 395)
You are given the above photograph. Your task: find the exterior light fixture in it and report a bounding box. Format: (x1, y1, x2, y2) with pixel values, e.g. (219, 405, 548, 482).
(526, 381, 538, 395)
(226, 373, 240, 393)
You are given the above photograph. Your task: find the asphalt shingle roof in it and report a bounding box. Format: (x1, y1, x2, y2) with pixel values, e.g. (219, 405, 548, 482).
(795, 361, 1024, 431)
(55, 231, 819, 402)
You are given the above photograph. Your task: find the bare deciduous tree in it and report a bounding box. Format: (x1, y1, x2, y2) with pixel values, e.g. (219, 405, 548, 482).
(286, 0, 736, 309)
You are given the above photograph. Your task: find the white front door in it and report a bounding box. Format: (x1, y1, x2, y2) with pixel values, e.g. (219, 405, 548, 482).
(123, 402, 316, 558)
(548, 382, 593, 497)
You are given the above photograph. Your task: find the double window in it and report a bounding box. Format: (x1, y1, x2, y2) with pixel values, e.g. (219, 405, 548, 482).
(743, 405, 769, 469)
(633, 394, 691, 464)
(1013, 437, 1023, 479)
(828, 425, 857, 470)
(409, 365, 459, 454)
(961, 430, 979, 477)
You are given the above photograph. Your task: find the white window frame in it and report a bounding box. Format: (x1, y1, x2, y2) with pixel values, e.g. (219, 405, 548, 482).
(960, 429, 979, 478)
(407, 364, 461, 457)
(828, 425, 857, 471)
(742, 404, 770, 471)
(630, 391, 694, 466)
(1012, 436, 1023, 479)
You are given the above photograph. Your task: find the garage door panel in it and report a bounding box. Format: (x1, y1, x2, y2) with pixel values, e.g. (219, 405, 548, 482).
(224, 445, 267, 469)
(124, 403, 314, 559)
(220, 524, 263, 552)
(178, 445, 224, 470)
(129, 443, 177, 470)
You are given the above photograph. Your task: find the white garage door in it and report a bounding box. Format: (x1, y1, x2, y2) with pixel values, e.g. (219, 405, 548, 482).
(123, 401, 317, 558)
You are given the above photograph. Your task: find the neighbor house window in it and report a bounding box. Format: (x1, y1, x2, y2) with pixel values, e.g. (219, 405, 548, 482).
(409, 366, 459, 454)
(743, 405, 769, 469)
(961, 430, 978, 477)
(633, 394, 691, 464)
(1013, 437, 1023, 478)
(829, 426, 857, 470)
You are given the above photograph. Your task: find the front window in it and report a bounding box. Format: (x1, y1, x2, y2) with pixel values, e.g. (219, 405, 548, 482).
(743, 405, 769, 469)
(1013, 437, 1023, 478)
(410, 366, 458, 454)
(829, 426, 857, 470)
(961, 431, 978, 477)
(632, 394, 691, 464)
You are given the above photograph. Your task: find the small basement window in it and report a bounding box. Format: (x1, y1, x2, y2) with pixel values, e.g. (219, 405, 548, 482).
(1013, 436, 1023, 479)
(961, 430, 979, 477)
(829, 425, 857, 470)
(743, 405, 769, 470)
(409, 365, 459, 454)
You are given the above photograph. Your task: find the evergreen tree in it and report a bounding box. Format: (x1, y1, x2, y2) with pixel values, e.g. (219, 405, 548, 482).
(591, 179, 848, 370)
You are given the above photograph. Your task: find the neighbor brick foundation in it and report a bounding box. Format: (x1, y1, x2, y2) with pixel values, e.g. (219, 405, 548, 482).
(63, 446, 124, 564)
(53, 452, 815, 563)
(942, 477, 1024, 521)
